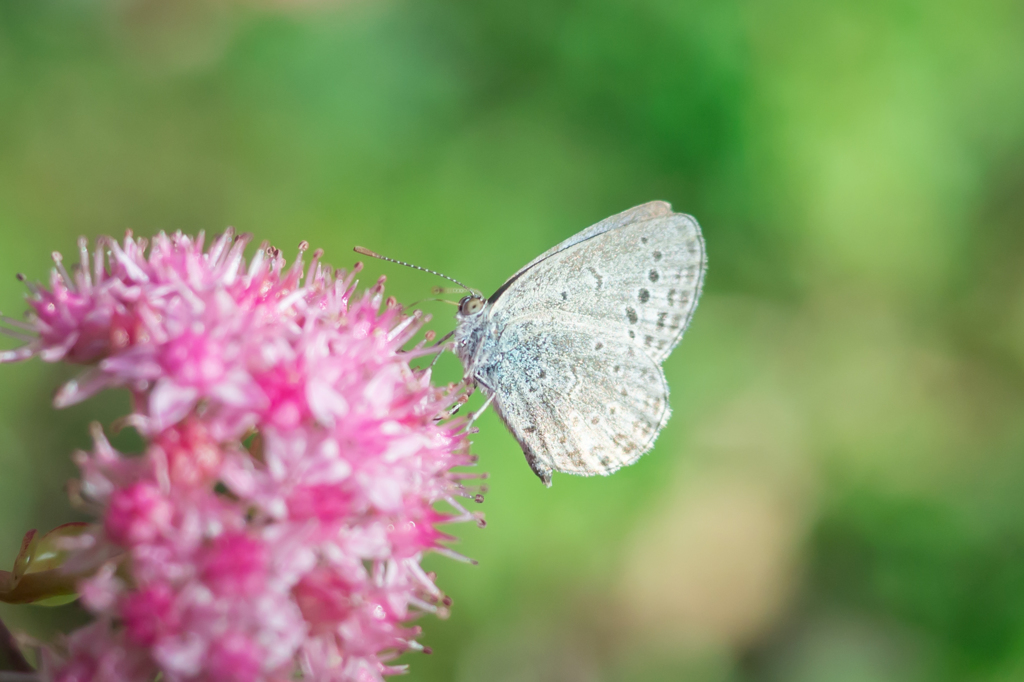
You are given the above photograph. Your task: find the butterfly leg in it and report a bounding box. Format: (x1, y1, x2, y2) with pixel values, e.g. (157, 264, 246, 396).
(425, 330, 455, 370)
(466, 391, 496, 429)
(437, 394, 470, 422)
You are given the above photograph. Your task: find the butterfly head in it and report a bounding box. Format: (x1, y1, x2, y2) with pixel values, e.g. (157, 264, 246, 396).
(453, 293, 492, 373)
(457, 294, 486, 318)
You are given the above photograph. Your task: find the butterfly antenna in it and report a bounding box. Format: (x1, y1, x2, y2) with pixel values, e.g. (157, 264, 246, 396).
(354, 246, 473, 294)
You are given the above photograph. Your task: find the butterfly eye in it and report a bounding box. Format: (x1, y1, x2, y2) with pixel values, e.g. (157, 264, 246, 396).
(460, 296, 484, 315)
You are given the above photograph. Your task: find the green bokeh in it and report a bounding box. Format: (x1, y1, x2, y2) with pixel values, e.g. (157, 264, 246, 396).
(2, 1, 1024, 680)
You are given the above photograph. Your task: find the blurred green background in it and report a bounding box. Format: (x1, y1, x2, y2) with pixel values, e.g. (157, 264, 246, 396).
(2, 0, 1024, 680)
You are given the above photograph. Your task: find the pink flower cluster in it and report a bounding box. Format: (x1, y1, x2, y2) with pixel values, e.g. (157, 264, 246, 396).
(0, 231, 483, 681)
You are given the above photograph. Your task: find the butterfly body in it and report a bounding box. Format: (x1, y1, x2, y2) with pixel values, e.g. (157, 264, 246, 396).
(454, 201, 706, 486)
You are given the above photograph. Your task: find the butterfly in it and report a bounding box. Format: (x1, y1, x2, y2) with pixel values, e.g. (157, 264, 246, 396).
(452, 201, 706, 486)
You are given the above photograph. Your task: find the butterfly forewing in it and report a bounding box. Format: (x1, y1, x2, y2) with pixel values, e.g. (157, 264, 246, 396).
(490, 201, 674, 295)
(489, 205, 705, 364)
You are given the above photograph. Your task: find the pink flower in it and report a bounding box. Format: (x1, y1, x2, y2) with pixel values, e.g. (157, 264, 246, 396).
(2, 231, 486, 682)
(205, 632, 264, 682)
(104, 483, 175, 546)
(121, 584, 179, 646)
(199, 532, 268, 597)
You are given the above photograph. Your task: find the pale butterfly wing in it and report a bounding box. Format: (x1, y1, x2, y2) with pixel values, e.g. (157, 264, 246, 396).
(486, 315, 671, 485)
(476, 202, 705, 482)
(489, 202, 705, 363)
(490, 201, 675, 295)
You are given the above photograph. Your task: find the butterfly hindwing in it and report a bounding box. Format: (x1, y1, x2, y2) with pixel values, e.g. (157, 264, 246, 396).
(480, 314, 671, 480)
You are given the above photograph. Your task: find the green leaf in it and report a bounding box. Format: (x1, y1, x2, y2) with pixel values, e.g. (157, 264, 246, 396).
(0, 523, 89, 606)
